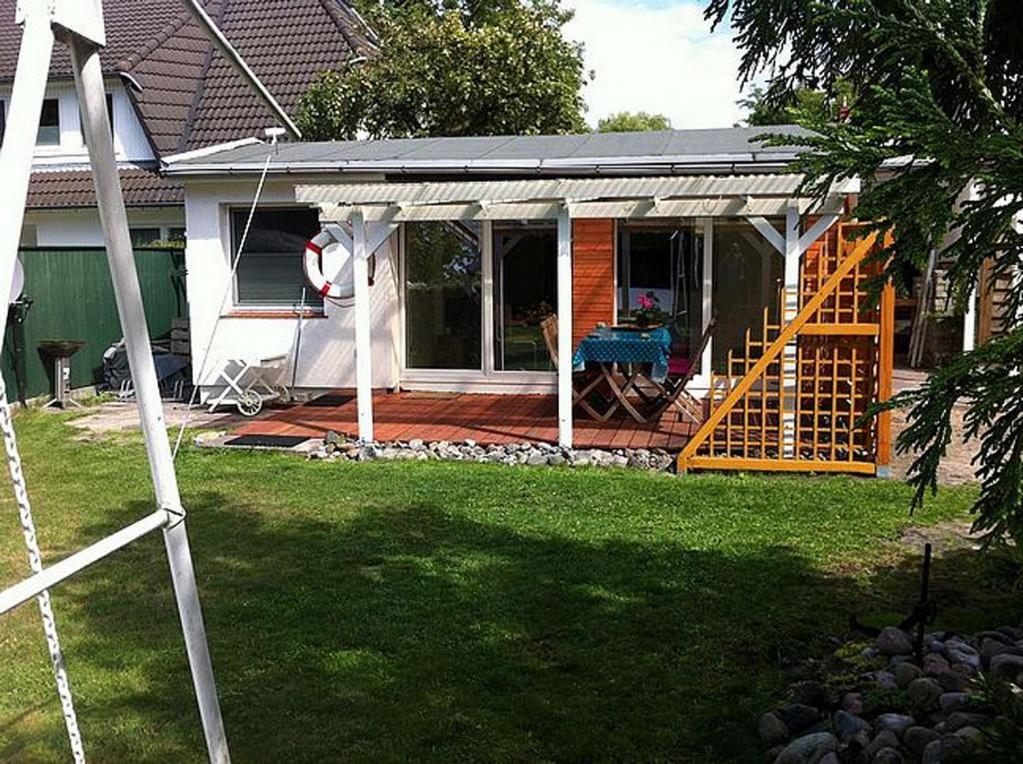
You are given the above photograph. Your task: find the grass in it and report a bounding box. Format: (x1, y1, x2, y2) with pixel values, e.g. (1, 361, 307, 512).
(0, 411, 1017, 762)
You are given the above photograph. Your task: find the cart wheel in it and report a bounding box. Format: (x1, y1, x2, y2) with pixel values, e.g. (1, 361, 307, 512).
(271, 384, 291, 404)
(236, 390, 263, 417)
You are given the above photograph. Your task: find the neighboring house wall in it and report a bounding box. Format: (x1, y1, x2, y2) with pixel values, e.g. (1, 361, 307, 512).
(183, 179, 400, 392)
(1, 80, 155, 165)
(24, 207, 184, 247)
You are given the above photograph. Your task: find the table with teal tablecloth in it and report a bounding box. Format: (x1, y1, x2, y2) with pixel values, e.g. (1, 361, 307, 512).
(571, 326, 673, 382)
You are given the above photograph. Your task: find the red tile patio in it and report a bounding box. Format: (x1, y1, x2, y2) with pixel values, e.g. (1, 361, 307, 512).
(233, 390, 700, 450)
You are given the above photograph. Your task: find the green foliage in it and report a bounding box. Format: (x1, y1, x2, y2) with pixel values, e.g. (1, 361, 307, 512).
(707, 0, 1023, 554)
(296, 2, 587, 139)
(596, 111, 671, 133)
(738, 81, 854, 126)
(975, 675, 1023, 759)
(862, 687, 911, 717)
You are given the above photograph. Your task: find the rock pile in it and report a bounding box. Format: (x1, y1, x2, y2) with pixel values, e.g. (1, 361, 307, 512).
(309, 432, 677, 472)
(758, 625, 1023, 762)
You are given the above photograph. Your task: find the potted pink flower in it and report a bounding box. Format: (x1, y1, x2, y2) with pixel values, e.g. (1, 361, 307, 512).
(633, 291, 665, 328)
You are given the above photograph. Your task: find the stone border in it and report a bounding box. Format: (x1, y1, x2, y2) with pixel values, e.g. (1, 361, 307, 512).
(310, 433, 678, 471)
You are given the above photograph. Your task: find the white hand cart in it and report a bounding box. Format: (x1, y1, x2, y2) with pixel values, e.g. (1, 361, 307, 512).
(206, 354, 289, 416)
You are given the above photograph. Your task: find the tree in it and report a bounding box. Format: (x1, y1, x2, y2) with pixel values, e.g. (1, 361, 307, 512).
(597, 111, 671, 133)
(737, 82, 853, 127)
(706, 1, 1023, 555)
(297, 2, 588, 140)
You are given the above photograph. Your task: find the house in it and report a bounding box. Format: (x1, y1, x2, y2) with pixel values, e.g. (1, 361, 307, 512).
(0, 0, 374, 248)
(164, 126, 896, 476)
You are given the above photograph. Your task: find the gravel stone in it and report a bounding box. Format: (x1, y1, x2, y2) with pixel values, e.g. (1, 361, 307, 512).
(776, 704, 821, 736)
(907, 677, 943, 713)
(894, 662, 922, 688)
(832, 710, 871, 742)
(757, 711, 789, 746)
(774, 732, 838, 764)
(903, 726, 940, 755)
(874, 713, 915, 736)
(876, 627, 913, 656)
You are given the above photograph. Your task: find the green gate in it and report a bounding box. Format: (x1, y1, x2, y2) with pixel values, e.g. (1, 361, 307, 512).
(2, 247, 186, 401)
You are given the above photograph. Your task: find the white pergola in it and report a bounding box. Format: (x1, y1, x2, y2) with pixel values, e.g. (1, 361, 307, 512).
(297, 174, 856, 450)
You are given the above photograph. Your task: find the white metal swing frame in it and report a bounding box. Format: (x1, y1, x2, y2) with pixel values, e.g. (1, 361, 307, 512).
(0, 2, 300, 761)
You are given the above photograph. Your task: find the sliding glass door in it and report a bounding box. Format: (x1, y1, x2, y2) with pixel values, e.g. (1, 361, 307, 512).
(403, 221, 483, 370)
(711, 219, 784, 371)
(492, 222, 557, 372)
(617, 222, 703, 354)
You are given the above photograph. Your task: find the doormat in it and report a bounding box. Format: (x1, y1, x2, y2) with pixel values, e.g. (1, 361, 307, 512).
(304, 394, 355, 408)
(222, 434, 310, 448)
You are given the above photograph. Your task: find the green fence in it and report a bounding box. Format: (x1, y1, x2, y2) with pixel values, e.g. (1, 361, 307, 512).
(2, 247, 186, 401)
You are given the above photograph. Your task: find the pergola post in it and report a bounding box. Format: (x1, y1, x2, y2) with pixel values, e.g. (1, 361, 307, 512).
(747, 203, 841, 458)
(352, 210, 374, 442)
(781, 201, 801, 457)
(557, 205, 573, 448)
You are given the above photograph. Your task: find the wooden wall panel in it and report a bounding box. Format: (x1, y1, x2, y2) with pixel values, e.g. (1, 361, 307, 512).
(572, 219, 615, 348)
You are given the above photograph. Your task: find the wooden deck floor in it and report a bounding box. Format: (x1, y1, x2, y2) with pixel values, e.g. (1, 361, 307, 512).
(233, 391, 699, 450)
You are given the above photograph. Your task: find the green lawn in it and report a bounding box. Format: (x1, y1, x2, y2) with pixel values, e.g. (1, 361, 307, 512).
(0, 411, 1016, 762)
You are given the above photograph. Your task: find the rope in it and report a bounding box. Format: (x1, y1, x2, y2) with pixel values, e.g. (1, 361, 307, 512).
(172, 142, 276, 459)
(0, 377, 85, 763)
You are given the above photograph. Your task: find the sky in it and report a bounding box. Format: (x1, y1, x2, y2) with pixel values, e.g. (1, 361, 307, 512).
(563, 0, 747, 130)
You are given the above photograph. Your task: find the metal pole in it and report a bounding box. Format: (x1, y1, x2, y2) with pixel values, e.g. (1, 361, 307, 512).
(70, 36, 230, 764)
(0, 2, 53, 312)
(0, 8, 88, 760)
(0, 510, 168, 614)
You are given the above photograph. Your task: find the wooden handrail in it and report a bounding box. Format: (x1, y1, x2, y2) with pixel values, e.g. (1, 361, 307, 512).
(678, 230, 881, 469)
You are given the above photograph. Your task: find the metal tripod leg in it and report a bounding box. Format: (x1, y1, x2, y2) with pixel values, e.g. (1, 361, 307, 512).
(70, 35, 230, 764)
(0, 11, 89, 761)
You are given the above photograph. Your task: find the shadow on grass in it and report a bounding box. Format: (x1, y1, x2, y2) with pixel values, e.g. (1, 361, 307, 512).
(6, 493, 1019, 763)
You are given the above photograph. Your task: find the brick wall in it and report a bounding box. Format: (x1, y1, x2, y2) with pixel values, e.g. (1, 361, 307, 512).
(572, 219, 615, 348)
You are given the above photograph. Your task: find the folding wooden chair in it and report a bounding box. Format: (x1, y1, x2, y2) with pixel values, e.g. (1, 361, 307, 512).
(643, 318, 715, 422)
(540, 315, 613, 421)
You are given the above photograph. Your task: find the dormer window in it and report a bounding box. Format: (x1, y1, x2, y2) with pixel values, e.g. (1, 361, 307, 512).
(37, 98, 59, 145)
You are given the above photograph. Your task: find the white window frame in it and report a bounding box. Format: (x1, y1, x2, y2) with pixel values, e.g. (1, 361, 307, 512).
(227, 204, 323, 312)
(398, 220, 557, 392)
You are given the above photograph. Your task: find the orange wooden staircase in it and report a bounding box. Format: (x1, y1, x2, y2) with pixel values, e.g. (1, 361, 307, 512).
(678, 224, 894, 475)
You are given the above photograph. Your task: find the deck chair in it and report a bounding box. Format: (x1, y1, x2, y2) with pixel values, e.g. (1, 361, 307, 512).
(644, 318, 715, 422)
(540, 315, 612, 421)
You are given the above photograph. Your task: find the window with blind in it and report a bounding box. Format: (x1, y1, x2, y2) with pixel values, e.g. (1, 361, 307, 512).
(231, 208, 323, 309)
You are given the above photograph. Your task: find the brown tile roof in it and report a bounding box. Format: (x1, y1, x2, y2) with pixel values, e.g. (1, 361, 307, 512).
(26, 168, 184, 210)
(1, 0, 374, 156)
(184, 0, 373, 152)
(0, 0, 185, 82)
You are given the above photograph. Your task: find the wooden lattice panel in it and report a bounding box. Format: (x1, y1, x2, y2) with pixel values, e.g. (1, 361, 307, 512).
(680, 225, 892, 475)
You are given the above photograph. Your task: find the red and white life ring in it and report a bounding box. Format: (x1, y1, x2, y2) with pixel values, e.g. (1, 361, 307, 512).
(303, 226, 375, 300)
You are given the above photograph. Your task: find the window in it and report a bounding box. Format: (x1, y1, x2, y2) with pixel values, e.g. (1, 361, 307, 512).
(492, 221, 556, 371)
(712, 219, 784, 371)
(617, 222, 703, 351)
(37, 98, 59, 145)
(232, 208, 322, 308)
(167, 227, 186, 245)
(404, 221, 482, 370)
(130, 228, 162, 247)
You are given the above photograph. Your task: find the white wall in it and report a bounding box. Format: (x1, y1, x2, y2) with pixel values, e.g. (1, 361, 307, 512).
(183, 178, 400, 392)
(1, 79, 156, 166)
(24, 207, 185, 247)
